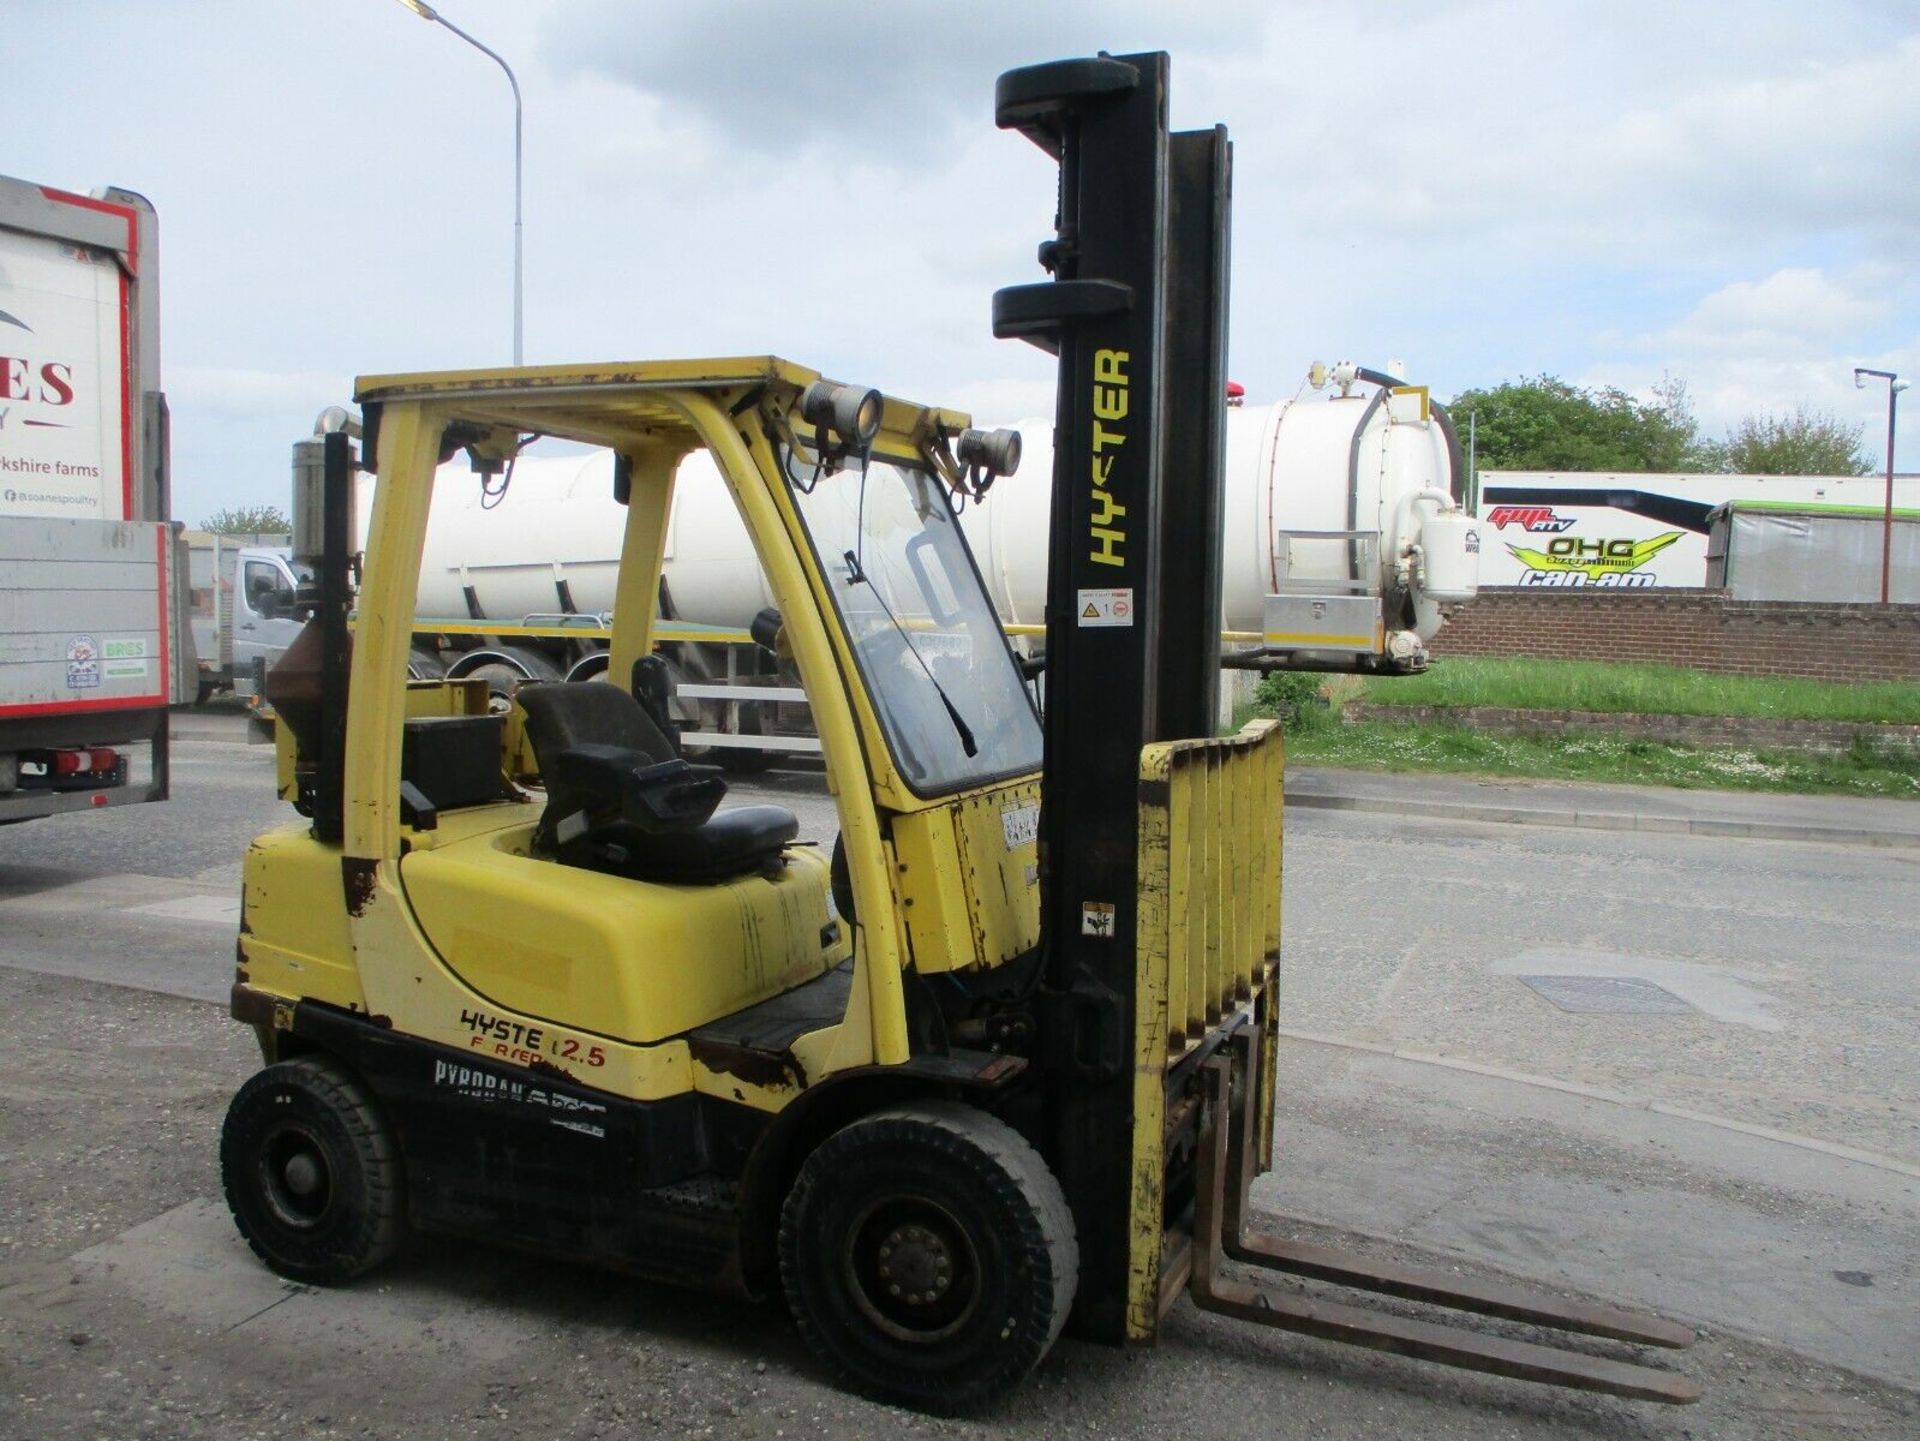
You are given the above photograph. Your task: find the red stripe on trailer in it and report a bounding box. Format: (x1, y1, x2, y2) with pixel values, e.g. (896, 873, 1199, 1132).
(35, 185, 142, 266)
(0, 693, 164, 719)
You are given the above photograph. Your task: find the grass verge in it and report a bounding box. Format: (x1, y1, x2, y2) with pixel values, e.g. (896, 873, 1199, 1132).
(1283, 720, 1920, 798)
(1353, 658, 1920, 724)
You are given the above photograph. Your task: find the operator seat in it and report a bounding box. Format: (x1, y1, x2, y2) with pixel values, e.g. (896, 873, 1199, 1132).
(516, 682, 798, 885)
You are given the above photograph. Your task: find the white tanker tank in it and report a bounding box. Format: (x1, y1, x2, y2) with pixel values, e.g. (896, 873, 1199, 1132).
(400, 364, 1478, 679)
(958, 363, 1478, 667)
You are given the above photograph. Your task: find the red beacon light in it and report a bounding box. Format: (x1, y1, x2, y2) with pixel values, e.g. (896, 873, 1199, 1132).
(1225, 380, 1245, 407)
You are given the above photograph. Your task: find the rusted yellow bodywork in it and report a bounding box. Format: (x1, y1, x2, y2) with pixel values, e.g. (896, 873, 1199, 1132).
(1125, 719, 1285, 1338)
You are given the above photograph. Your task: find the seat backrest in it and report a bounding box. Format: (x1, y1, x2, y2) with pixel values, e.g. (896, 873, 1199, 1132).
(516, 681, 677, 781)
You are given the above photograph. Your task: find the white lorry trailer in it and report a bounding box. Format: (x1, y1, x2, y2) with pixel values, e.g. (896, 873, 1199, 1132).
(1477, 470, 1920, 589)
(0, 174, 188, 823)
(1705, 500, 1920, 603)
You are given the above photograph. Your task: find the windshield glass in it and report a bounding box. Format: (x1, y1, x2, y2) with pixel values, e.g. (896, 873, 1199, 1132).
(790, 455, 1042, 793)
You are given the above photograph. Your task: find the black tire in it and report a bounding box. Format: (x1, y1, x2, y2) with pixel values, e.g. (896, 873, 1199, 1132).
(778, 1101, 1077, 1414)
(461, 661, 526, 714)
(406, 647, 447, 680)
(220, 1057, 404, 1285)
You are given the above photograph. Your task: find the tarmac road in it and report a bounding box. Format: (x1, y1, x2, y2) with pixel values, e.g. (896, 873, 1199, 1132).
(0, 717, 1914, 1437)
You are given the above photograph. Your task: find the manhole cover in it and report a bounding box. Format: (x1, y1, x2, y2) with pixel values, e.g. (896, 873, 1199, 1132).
(1515, 974, 1695, 1016)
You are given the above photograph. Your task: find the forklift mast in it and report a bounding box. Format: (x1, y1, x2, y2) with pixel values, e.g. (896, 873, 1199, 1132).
(993, 53, 1233, 1341)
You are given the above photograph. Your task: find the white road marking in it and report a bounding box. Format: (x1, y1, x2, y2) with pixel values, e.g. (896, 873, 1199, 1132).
(48, 1200, 553, 1361)
(122, 893, 241, 926)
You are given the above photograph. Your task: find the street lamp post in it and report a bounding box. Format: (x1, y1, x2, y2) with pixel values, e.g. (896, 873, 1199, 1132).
(395, 0, 524, 365)
(1854, 367, 1909, 606)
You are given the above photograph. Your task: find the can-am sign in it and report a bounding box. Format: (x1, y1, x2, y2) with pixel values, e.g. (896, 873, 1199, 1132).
(0, 226, 124, 521)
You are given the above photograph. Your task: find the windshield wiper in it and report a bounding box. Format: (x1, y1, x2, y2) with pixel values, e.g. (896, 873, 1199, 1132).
(843, 549, 977, 758)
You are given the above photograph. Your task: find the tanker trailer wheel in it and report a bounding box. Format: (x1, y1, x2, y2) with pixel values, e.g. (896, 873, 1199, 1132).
(220, 1057, 404, 1285)
(406, 647, 447, 680)
(462, 662, 525, 713)
(778, 1101, 1077, 1414)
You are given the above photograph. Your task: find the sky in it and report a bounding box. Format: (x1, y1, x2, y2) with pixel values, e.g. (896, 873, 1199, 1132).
(6, 0, 1917, 524)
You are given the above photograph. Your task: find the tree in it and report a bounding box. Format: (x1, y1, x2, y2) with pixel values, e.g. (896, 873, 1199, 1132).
(1722, 406, 1871, 476)
(200, 504, 292, 535)
(1447, 373, 1720, 473)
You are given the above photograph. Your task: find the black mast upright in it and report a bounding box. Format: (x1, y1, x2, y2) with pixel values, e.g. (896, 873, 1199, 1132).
(993, 52, 1232, 1341)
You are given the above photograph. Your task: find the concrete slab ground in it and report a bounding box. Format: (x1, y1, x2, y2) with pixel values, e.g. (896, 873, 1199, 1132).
(1256, 1038, 1918, 1389)
(3, 970, 1912, 1440)
(1, 723, 1912, 1435)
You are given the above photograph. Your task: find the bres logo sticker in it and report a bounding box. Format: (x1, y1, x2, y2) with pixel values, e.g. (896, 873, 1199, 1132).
(104, 637, 150, 680)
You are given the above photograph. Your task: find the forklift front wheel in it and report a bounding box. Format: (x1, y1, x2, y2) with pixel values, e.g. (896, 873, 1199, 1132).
(220, 1057, 405, 1285)
(778, 1101, 1077, 1414)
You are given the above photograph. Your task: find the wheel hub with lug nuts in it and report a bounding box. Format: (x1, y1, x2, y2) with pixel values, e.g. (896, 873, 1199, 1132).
(876, 1222, 954, 1307)
(283, 1152, 323, 1197)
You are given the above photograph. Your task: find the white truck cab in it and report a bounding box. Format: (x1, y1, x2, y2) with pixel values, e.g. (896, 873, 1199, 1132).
(184, 534, 306, 699)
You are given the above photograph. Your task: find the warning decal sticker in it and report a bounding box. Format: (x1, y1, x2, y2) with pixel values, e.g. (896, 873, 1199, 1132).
(1076, 588, 1133, 627)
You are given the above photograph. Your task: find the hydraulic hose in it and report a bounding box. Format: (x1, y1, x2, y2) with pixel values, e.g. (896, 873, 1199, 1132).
(1355, 367, 1465, 504)
(1344, 386, 1389, 589)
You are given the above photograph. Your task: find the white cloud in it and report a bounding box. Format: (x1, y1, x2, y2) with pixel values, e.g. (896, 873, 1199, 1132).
(1579, 260, 1914, 456)
(538, 2, 1269, 162)
(1663, 269, 1889, 353)
(1589, 346, 1920, 454)
(1584, 263, 1916, 452)
(1258, 20, 1920, 264)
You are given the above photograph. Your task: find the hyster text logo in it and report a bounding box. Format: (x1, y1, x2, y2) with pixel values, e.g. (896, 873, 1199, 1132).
(1486, 505, 1575, 533)
(1088, 348, 1130, 568)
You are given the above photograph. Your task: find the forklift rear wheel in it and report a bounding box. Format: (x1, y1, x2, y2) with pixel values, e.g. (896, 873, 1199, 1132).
(778, 1101, 1077, 1414)
(220, 1057, 404, 1285)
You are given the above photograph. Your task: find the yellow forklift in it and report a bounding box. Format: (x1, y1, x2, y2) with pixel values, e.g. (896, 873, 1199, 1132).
(222, 52, 1697, 1412)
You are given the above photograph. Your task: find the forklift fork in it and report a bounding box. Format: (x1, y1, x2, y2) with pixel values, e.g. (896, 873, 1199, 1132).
(1187, 1038, 1702, 1405)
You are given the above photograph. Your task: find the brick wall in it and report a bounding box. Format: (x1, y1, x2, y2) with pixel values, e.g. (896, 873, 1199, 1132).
(1432, 588, 1920, 683)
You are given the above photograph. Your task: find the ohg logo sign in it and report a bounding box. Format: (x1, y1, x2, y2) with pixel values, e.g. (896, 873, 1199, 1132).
(1507, 530, 1684, 584)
